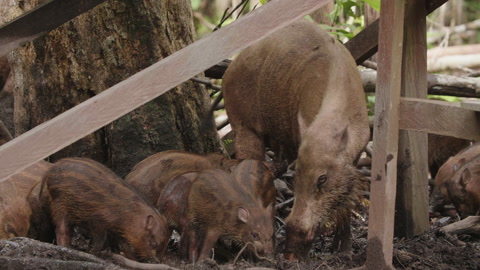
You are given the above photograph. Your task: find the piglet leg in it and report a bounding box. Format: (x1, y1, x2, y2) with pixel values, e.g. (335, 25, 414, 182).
(197, 229, 221, 262)
(54, 217, 71, 247)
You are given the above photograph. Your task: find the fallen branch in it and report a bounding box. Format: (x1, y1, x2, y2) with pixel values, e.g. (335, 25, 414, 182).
(361, 69, 480, 97)
(427, 54, 480, 73)
(440, 216, 480, 235)
(111, 254, 179, 270)
(0, 257, 122, 270)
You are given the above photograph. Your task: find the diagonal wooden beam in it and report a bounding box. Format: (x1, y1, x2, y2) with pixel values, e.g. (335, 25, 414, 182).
(0, 0, 107, 57)
(0, 0, 332, 181)
(345, 0, 448, 64)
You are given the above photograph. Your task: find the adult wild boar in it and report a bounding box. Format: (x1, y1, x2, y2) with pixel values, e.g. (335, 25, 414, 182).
(222, 19, 370, 259)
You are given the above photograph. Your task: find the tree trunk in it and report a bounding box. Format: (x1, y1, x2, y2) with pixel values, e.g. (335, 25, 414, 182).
(2, 0, 221, 177)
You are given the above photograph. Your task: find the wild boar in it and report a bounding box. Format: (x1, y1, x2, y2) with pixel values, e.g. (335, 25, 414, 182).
(441, 155, 480, 218)
(41, 157, 170, 262)
(222, 19, 370, 259)
(428, 134, 471, 179)
(27, 180, 55, 242)
(430, 142, 480, 213)
(0, 160, 51, 239)
(125, 150, 230, 206)
(183, 169, 274, 263)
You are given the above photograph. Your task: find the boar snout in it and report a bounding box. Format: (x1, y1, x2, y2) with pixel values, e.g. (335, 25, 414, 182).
(283, 222, 317, 260)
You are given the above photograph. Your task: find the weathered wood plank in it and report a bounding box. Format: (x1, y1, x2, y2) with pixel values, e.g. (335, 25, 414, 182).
(461, 100, 480, 111)
(0, 0, 332, 181)
(396, 0, 429, 239)
(365, 0, 405, 268)
(345, 0, 448, 65)
(0, 0, 107, 57)
(399, 98, 480, 141)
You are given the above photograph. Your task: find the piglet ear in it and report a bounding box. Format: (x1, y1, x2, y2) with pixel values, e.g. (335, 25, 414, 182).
(266, 203, 274, 214)
(453, 158, 466, 173)
(145, 215, 154, 230)
(461, 168, 471, 187)
(238, 207, 250, 223)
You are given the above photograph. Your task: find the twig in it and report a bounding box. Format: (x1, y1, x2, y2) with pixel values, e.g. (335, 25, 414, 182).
(315, 261, 332, 270)
(232, 242, 276, 265)
(190, 77, 221, 91)
(111, 254, 180, 270)
(275, 197, 294, 210)
(193, 12, 216, 31)
(214, 0, 250, 31)
(361, 60, 377, 70)
(0, 119, 13, 141)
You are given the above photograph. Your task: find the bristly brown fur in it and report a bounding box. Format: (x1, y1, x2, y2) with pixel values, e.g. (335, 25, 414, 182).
(43, 157, 170, 262)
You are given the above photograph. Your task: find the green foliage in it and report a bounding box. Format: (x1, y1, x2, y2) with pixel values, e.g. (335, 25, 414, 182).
(428, 95, 463, 102)
(363, 0, 380, 11)
(191, 0, 201, 10)
(223, 139, 234, 148)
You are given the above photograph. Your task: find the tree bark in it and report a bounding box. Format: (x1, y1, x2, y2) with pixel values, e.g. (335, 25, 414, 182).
(3, 0, 221, 176)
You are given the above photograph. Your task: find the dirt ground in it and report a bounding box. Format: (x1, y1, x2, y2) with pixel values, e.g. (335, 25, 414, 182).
(1, 168, 480, 270)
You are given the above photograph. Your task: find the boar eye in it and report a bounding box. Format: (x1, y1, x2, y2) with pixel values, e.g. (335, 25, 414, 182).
(251, 232, 259, 240)
(150, 240, 158, 248)
(317, 175, 327, 189)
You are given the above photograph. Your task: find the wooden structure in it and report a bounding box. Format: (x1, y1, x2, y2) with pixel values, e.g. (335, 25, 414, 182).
(0, 0, 478, 268)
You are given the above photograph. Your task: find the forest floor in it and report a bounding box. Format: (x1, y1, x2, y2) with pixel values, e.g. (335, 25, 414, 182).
(1, 167, 480, 270)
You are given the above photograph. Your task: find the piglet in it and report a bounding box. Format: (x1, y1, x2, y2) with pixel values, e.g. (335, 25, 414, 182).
(183, 169, 274, 263)
(231, 159, 276, 210)
(126, 150, 230, 206)
(41, 157, 170, 262)
(431, 142, 480, 213)
(0, 161, 51, 239)
(445, 156, 480, 218)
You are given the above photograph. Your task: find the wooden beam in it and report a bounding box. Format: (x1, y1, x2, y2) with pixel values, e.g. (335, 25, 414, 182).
(399, 98, 480, 141)
(396, 0, 429, 239)
(345, 0, 448, 64)
(0, 0, 332, 181)
(0, 0, 107, 57)
(365, 0, 405, 268)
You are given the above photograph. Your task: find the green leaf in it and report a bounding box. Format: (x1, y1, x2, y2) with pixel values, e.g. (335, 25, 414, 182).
(259, 0, 267, 4)
(190, 0, 201, 10)
(363, 0, 381, 11)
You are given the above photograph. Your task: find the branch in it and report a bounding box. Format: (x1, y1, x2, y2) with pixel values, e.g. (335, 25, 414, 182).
(361, 69, 480, 97)
(111, 254, 179, 270)
(440, 216, 480, 235)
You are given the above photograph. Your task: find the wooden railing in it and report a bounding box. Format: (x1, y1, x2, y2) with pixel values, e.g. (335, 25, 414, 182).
(1, 0, 474, 269)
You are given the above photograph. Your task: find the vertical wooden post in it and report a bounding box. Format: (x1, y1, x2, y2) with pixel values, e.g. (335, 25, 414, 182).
(365, 0, 405, 268)
(395, 0, 429, 238)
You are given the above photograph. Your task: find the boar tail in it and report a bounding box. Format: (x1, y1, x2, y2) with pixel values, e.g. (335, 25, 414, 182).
(200, 92, 223, 133)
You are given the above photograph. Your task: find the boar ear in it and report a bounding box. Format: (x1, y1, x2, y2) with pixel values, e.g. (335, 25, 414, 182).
(238, 207, 250, 223)
(145, 215, 155, 230)
(453, 158, 466, 173)
(460, 168, 471, 187)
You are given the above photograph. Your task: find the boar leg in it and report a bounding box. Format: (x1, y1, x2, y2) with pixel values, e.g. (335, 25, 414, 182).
(233, 128, 265, 160)
(89, 224, 107, 254)
(331, 213, 352, 253)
